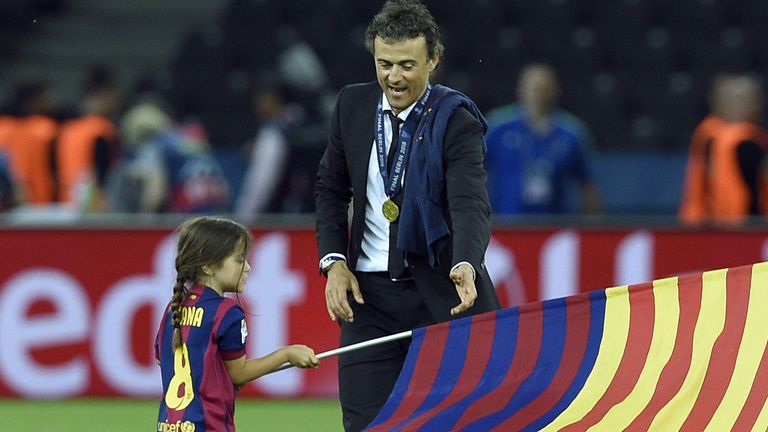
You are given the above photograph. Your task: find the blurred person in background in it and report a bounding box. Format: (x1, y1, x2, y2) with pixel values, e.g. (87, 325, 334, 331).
(678, 73, 732, 225)
(679, 73, 768, 225)
(314, 1, 500, 430)
(275, 32, 337, 127)
(234, 73, 304, 219)
(0, 80, 60, 205)
(108, 96, 229, 213)
(484, 63, 601, 216)
(55, 64, 122, 212)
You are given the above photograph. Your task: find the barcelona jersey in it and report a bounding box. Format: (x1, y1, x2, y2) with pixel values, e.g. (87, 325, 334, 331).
(155, 284, 247, 431)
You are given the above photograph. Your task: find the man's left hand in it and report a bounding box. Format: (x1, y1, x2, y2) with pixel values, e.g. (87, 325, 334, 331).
(450, 263, 477, 316)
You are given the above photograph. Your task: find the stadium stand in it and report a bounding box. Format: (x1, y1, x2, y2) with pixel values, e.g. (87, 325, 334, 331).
(1, 0, 767, 214)
(3, 0, 766, 150)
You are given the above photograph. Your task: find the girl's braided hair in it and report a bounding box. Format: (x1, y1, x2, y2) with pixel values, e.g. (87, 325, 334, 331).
(169, 216, 253, 350)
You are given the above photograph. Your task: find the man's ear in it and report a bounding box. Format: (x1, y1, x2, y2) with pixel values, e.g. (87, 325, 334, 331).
(428, 53, 440, 72)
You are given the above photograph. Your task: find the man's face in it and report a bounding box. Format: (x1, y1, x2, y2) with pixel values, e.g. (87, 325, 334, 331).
(373, 35, 438, 115)
(518, 67, 559, 116)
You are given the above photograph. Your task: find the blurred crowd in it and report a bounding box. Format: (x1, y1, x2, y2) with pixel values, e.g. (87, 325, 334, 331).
(2, 0, 768, 226)
(0, 60, 331, 219)
(485, 65, 768, 226)
(2, 59, 768, 227)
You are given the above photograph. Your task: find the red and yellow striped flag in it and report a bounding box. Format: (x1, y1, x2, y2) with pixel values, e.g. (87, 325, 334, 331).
(365, 261, 768, 431)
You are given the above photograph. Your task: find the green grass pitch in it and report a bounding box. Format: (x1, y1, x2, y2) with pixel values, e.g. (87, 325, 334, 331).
(0, 398, 342, 431)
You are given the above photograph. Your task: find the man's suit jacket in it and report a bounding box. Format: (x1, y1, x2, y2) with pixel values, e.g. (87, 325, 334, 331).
(315, 81, 500, 322)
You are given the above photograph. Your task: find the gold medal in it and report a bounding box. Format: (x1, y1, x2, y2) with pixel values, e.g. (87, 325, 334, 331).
(382, 198, 400, 222)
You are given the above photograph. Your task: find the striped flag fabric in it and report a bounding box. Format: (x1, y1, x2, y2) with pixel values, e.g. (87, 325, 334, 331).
(365, 261, 768, 431)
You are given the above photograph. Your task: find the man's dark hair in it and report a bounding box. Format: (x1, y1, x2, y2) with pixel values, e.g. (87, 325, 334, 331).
(365, 0, 444, 59)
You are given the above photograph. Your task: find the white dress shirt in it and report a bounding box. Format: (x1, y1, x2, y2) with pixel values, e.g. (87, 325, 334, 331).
(356, 95, 416, 272)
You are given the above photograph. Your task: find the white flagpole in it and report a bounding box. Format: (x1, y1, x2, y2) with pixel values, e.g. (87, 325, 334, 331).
(270, 329, 413, 373)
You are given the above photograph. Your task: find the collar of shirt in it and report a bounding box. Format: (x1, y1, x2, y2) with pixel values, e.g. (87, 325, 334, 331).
(381, 91, 420, 122)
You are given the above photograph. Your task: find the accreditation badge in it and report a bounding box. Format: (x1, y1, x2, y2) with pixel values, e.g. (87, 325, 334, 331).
(382, 198, 400, 222)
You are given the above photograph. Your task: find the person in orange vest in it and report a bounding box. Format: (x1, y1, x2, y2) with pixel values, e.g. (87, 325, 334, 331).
(679, 73, 768, 225)
(1, 81, 59, 205)
(0, 114, 17, 162)
(56, 65, 122, 211)
(678, 74, 732, 224)
(0, 114, 16, 146)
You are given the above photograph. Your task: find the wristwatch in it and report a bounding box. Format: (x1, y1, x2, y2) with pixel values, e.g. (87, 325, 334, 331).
(320, 256, 345, 275)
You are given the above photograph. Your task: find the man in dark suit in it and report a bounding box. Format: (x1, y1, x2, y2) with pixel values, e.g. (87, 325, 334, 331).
(314, 1, 500, 430)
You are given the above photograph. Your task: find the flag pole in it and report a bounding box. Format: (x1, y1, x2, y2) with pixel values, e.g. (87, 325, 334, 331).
(270, 329, 413, 373)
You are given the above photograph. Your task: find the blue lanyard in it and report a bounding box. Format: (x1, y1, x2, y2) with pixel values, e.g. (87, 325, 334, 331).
(374, 84, 432, 198)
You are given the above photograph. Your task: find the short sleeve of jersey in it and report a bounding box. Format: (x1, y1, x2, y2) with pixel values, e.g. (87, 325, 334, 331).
(217, 304, 247, 361)
(560, 114, 594, 182)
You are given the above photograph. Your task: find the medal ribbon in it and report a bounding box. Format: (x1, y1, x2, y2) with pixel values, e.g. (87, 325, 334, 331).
(374, 84, 432, 198)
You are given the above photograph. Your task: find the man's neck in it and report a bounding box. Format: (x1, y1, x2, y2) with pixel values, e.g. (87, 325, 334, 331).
(385, 83, 429, 118)
(527, 110, 553, 134)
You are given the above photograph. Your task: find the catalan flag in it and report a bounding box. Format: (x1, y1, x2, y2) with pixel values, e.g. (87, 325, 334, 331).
(365, 261, 768, 431)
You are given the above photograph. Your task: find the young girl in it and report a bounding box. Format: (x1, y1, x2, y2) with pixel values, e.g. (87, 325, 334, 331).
(155, 216, 318, 431)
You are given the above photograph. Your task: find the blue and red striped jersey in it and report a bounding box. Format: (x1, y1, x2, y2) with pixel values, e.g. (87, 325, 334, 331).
(155, 284, 247, 432)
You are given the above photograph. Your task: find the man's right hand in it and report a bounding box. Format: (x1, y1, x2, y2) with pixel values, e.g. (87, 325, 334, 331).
(324, 261, 364, 322)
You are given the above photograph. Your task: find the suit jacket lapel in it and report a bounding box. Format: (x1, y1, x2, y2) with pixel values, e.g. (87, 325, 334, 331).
(349, 84, 381, 193)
